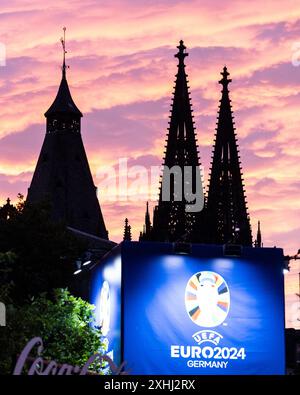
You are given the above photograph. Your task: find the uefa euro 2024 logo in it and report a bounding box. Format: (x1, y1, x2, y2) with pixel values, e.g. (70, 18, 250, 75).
(172, 271, 246, 368)
(184, 271, 230, 349)
(171, 271, 246, 368)
(185, 271, 230, 328)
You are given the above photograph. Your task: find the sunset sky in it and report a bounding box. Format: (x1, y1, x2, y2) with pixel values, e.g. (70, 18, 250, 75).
(0, 0, 299, 325)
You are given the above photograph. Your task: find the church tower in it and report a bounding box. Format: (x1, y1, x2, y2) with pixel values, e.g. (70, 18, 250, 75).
(27, 29, 108, 239)
(206, 67, 252, 246)
(141, 41, 204, 242)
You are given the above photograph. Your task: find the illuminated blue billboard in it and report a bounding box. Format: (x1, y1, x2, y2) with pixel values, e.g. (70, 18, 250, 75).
(90, 245, 122, 367)
(90, 241, 285, 375)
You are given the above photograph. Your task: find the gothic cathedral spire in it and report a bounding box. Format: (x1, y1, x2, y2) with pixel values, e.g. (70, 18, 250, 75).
(206, 67, 252, 246)
(141, 41, 204, 242)
(254, 221, 262, 247)
(140, 202, 152, 240)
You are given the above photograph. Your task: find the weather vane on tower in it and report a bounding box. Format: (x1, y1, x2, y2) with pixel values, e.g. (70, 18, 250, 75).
(60, 27, 69, 77)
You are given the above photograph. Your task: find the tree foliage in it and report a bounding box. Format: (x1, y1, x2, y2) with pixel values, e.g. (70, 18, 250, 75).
(0, 197, 100, 374)
(0, 197, 86, 303)
(0, 289, 104, 374)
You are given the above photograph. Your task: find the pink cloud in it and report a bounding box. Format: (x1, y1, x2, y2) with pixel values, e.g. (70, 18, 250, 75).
(0, 1, 299, 264)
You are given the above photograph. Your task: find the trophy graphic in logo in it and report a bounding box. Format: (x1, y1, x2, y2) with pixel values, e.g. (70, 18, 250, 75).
(185, 271, 230, 328)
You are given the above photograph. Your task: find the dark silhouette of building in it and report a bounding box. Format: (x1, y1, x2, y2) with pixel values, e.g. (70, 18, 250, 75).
(140, 45, 255, 246)
(204, 67, 252, 246)
(140, 41, 204, 242)
(286, 328, 300, 374)
(27, 30, 108, 239)
(123, 218, 132, 241)
(0, 198, 17, 220)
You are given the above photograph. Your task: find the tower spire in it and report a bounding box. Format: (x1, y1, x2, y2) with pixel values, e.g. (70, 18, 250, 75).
(139, 202, 152, 241)
(123, 218, 132, 241)
(44, 27, 82, 126)
(175, 40, 188, 64)
(146, 41, 204, 242)
(206, 67, 252, 246)
(255, 221, 262, 247)
(145, 202, 151, 233)
(219, 66, 232, 91)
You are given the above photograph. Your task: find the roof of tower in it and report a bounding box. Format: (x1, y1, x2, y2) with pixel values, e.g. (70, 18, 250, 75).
(45, 76, 82, 118)
(45, 28, 82, 118)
